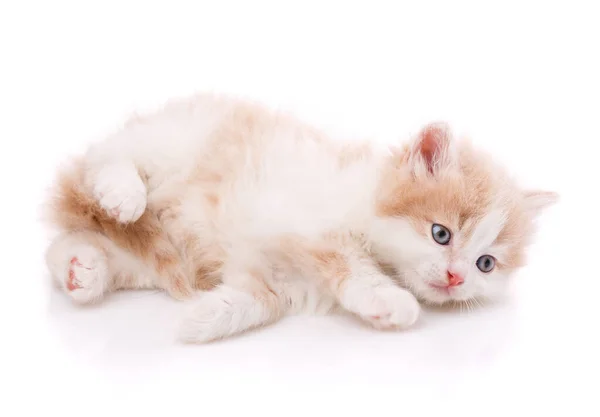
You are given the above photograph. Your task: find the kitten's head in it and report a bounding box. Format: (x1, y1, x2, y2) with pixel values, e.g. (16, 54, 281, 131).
(372, 123, 557, 305)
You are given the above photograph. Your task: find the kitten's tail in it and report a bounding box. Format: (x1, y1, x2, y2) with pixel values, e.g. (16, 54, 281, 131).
(43, 158, 194, 299)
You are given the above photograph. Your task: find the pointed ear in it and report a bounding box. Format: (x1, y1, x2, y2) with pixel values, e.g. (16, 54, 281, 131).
(408, 122, 456, 176)
(523, 190, 559, 217)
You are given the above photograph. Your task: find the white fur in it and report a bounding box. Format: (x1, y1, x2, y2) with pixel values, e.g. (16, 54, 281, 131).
(46, 232, 165, 302)
(178, 286, 273, 343)
(371, 211, 513, 305)
(464, 209, 507, 258)
(91, 162, 147, 223)
(47, 94, 550, 342)
(82, 95, 395, 340)
(46, 234, 108, 303)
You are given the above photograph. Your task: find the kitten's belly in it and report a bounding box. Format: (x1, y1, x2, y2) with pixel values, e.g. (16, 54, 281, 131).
(173, 189, 340, 314)
(218, 154, 377, 240)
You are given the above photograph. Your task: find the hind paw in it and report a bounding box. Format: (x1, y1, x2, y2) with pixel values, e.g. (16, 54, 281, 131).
(63, 251, 108, 304)
(92, 164, 147, 223)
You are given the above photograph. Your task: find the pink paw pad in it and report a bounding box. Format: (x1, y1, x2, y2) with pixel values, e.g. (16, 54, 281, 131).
(66, 257, 90, 291)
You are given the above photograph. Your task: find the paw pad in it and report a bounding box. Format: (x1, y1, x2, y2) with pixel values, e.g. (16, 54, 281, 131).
(66, 257, 93, 292)
(66, 257, 82, 291)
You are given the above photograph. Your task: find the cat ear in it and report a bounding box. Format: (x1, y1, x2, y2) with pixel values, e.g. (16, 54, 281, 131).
(522, 190, 559, 217)
(408, 122, 456, 176)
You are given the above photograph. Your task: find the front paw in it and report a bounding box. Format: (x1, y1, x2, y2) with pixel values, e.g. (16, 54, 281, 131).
(357, 286, 421, 330)
(92, 164, 147, 223)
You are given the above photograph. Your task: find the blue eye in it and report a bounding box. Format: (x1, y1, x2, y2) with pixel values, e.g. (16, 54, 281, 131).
(476, 255, 496, 273)
(432, 224, 451, 245)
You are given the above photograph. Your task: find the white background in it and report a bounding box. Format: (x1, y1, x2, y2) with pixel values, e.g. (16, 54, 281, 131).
(1, 1, 598, 416)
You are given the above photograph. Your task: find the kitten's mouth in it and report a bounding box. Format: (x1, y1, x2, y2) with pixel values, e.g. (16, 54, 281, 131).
(428, 283, 454, 295)
(425, 283, 472, 305)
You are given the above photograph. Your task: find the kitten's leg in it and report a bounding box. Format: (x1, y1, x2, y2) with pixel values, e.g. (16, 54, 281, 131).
(82, 120, 160, 224)
(81, 94, 231, 223)
(178, 267, 283, 343)
(46, 232, 111, 304)
(86, 160, 147, 224)
(311, 246, 420, 330)
(46, 231, 162, 304)
(84, 141, 148, 224)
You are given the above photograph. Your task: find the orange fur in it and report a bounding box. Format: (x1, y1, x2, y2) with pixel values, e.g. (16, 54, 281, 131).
(43, 94, 556, 342)
(377, 134, 546, 273)
(45, 159, 197, 298)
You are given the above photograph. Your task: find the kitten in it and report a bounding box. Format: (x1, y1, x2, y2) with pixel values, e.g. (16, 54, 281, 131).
(44, 93, 557, 343)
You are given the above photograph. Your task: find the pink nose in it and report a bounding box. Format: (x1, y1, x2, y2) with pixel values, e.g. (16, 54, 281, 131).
(447, 271, 464, 287)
